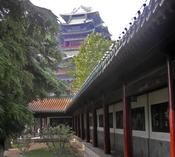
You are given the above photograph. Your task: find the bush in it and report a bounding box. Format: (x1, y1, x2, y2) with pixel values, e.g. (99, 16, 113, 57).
(42, 124, 74, 157)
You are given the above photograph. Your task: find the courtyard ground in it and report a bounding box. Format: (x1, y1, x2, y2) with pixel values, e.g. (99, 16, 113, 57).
(4, 138, 84, 157)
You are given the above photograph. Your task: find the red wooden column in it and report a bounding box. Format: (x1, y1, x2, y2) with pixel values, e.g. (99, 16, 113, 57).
(123, 84, 133, 157)
(74, 116, 76, 133)
(40, 117, 42, 131)
(103, 97, 111, 154)
(78, 114, 81, 137)
(75, 116, 78, 136)
(92, 107, 98, 147)
(33, 118, 36, 136)
(72, 116, 74, 131)
(85, 109, 90, 142)
(167, 55, 175, 157)
(80, 113, 85, 140)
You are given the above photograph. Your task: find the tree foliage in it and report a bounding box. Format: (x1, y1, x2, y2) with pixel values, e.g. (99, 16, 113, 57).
(0, 0, 65, 148)
(72, 33, 112, 91)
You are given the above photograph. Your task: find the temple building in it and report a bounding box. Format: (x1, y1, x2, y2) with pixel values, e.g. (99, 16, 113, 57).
(28, 98, 72, 135)
(56, 6, 111, 94)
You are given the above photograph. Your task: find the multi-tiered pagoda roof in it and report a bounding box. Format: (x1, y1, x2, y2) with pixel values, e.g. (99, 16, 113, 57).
(58, 6, 111, 58)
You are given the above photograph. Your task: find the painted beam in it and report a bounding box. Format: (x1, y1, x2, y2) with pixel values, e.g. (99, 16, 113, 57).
(103, 97, 111, 154)
(123, 84, 133, 157)
(167, 55, 175, 157)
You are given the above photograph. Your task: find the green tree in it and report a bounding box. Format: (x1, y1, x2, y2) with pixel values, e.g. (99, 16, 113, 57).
(72, 33, 112, 91)
(0, 0, 65, 155)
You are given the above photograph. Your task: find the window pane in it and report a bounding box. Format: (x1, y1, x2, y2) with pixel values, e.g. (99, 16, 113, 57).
(109, 113, 113, 128)
(131, 107, 145, 131)
(116, 111, 123, 129)
(99, 114, 104, 127)
(151, 102, 169, 133)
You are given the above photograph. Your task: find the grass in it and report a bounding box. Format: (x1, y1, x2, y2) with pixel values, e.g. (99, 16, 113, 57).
(24, 148, 54, 157)
(24, 148, 80, 157)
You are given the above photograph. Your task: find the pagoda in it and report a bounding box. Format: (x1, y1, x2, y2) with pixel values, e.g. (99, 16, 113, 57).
(59, 6, 111, 58)
(57, 6, 111, 95)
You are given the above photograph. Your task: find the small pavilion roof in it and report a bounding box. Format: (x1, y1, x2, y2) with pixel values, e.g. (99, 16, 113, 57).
(28, 98, 71, 113)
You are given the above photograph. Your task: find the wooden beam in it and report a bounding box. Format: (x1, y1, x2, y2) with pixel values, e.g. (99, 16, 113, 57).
(123, 84, 133, 157)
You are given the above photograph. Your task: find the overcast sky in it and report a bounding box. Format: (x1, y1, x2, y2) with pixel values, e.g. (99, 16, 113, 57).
(30, 0, 148, 40)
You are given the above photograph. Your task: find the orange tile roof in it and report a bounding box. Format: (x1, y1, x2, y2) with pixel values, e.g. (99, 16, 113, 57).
(28, 98, 71, 113)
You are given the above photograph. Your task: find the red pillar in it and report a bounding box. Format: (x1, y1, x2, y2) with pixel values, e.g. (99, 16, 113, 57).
(73, 116, 76, 133)
(72, 116, 74, 131)
(78, 115, 81, 137)
(85, 110, 90, 142)
(123, 84, 133, 157)
(33, 118, 36, 136)
(80, 113, 85, 140)
(43, 118, 47, 128)
(167, 55, 175, 157)
(103, 97, 111, 154)
(75, 116, 78, 136)
(40, 117, 42, 130)
(92, 107, 98, 147)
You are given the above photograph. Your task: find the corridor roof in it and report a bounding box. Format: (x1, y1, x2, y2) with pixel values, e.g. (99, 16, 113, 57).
(28, 98, 71, 113)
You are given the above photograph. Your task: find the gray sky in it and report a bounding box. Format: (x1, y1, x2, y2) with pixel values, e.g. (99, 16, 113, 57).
(30, 0, 148, 40)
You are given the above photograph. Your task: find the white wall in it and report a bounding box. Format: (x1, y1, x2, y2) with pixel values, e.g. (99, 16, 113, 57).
(95, 87, 169, 141)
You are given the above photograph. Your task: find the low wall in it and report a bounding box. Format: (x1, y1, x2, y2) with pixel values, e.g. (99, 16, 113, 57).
(96, 131, 169, 157)
(84, 142, 113, 157)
